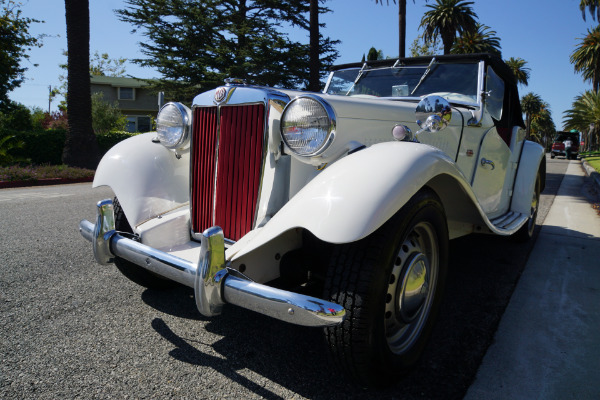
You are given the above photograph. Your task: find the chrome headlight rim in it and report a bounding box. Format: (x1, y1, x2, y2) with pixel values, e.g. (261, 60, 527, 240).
(156, 102, 192, 149)
(280, 95, 336, 157)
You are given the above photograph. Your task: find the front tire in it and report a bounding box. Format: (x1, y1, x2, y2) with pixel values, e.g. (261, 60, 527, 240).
(323, 189, 448, 386)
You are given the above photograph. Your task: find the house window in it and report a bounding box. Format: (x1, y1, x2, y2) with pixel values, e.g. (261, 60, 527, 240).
(138, 116, 151, 132)
(125, 117, 137, 132)
(118, 87, 135, 100)
(125, 116, 153, 133)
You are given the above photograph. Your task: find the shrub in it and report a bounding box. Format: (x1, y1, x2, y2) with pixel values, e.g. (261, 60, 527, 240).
(96, 130, 138, 153)
(0, 102, 33, 133)
(0, 134, 29, 166)
(10, 129, 66, 164)
(6, 129, 138, 165)
(92, 92, 126, 134)
(0, 164, 95, 182)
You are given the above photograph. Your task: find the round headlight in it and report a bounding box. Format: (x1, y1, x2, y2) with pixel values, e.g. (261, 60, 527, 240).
(156, 102, 191, 149)
(280, 96, 335, 156)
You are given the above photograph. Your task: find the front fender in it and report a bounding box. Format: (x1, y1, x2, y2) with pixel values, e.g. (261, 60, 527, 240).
(93, 132, 190, 228)
(512, 140, 545, 214)
(230, 141, 475, 259)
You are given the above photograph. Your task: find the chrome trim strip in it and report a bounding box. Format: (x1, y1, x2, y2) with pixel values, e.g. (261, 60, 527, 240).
(212, 104, 223, 224)
(223, 275, 346, 326)
(80, 199, 345, 327)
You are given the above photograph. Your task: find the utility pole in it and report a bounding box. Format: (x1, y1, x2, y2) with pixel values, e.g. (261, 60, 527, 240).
(48, 85, 52, 113)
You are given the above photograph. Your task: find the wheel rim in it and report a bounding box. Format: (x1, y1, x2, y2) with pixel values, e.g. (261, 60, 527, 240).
(385, 222, 438, 355)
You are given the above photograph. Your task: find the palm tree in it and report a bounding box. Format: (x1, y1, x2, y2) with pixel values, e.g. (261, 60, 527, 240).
(530, 103, 555, 148)
(505, 57, 530, 87)
(580, 0, 600, 21)
(451, 23, 501, 56)
(375, 0, 410, 58)
(571, 25, 600, 92)
(419, 0, 478, 55)
(63, 0, 99, 169)
(564, 90, 600, 151)
(521, 92, 543, 140)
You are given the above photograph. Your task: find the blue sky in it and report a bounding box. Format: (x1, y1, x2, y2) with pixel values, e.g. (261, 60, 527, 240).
(9, 0, 596, 129)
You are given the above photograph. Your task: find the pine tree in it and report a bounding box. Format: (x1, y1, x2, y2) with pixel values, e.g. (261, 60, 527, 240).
(117, 0, 338, 100)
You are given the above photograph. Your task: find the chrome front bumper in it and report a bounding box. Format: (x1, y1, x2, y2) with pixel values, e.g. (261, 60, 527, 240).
(79, 199, 345, 327)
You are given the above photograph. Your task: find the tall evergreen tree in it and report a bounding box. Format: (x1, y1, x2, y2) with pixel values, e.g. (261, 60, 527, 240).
(117, 0, 338, 99)
(366, 47, 384, 60)
(0, 0, 43, 110)
(62, 0, 99, 169)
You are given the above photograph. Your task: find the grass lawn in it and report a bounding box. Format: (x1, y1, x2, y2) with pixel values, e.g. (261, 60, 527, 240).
(0, 164, 95, 182)
(581, 151, 600, 173)
(586, 156, 600, 172)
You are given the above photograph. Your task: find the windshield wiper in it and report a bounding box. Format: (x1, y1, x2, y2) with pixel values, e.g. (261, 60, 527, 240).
(345, 62, 369, 96)
(410, 57, 437, 96)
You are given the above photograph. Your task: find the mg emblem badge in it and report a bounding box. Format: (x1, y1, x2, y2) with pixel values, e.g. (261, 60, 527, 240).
(215, 87, 227, 103)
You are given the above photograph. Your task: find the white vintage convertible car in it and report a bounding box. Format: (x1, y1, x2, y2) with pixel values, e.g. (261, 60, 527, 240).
(79, 53, 545, 385)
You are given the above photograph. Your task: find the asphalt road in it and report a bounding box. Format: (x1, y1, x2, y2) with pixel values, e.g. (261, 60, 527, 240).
(0, 155, 569, 399)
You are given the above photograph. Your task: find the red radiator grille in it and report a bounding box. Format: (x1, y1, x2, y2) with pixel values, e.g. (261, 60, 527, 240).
(191, 104, 265, 241)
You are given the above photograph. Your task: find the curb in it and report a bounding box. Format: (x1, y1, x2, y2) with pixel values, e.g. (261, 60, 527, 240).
(581, 158, 600, 193)
(0, 177, 93, 189)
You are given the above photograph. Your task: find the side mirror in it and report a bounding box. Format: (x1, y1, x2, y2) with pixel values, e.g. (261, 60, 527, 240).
(415, 95, 452, 133)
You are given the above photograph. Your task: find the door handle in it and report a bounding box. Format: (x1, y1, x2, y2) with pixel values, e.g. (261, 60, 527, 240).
(480, 158, 495, 170)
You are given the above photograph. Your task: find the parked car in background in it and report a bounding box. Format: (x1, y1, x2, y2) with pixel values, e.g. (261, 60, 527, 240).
(551, 131, 580, 159)
(79, 53, 545, 386)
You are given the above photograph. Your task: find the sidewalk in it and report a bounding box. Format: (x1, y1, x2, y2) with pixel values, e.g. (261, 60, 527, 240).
(465, 161, 600, 399)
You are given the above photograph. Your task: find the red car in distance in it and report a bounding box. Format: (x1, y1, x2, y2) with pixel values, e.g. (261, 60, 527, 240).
(551, 131, 579, 160)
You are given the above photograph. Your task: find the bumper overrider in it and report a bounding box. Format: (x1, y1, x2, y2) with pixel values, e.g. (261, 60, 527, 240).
(79, 199, 346, 327)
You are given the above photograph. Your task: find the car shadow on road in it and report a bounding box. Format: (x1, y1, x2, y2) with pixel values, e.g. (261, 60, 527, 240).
(139, 228, 539, 400)
(150, 317, 290, 400)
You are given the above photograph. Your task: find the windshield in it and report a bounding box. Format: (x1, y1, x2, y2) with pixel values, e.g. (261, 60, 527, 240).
(325, 62, 479, 104)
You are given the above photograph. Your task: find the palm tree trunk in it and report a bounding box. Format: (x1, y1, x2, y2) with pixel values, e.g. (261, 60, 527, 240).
(398, 0, 406, 58)
(442, 31, 453, 55)
(308, 0, 320, 92)
(63, 0, 99, 169)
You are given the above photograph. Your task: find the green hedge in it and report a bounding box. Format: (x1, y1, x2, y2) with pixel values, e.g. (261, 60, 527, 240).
(6, 129, 138, 166)
(96, 131, 138, 154)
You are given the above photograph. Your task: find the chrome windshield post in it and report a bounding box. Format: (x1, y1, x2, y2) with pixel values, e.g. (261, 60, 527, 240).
(468, 60, 487, 126)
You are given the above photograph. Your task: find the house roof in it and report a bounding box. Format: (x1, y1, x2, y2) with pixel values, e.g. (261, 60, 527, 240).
(90, 75, 150, 88)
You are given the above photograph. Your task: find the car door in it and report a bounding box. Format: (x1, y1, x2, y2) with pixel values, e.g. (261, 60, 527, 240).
(471, 127, 513, 217)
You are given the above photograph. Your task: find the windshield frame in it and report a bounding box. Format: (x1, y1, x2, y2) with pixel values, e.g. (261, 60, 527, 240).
(324, 60, 485, 110)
